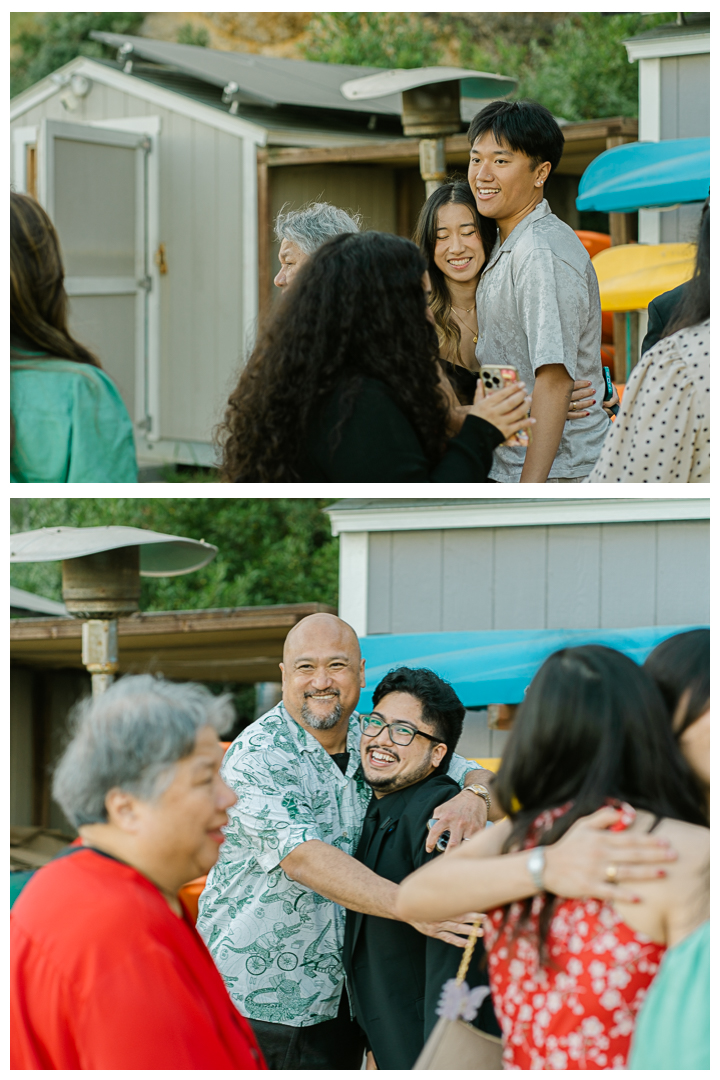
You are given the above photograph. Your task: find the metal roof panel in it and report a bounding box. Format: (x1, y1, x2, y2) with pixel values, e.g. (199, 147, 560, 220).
(90, 32, 403, 115)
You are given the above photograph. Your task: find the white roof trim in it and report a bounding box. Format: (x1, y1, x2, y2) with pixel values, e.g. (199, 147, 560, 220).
(327, 498, 709, 535)
(11, 56, 268, 145)
(625, 33, 710, 62)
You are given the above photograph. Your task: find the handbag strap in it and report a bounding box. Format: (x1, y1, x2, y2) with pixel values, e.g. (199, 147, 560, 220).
(454, 917, 483, 985)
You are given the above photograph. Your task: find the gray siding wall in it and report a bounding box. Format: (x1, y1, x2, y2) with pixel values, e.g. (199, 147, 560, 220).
(11, 83, 249, 445)
(659, 52, 709, 243)
(366, 521, 709, 633)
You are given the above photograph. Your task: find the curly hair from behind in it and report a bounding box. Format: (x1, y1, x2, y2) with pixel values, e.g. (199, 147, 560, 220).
(217, 231, 451, 481)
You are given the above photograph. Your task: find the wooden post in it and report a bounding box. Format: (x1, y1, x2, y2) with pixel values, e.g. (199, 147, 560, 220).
(606, 134, 638, 383)
(256, 148, 271, 320)
(31, 672, 51, 828)
(606, 134, 638, 247)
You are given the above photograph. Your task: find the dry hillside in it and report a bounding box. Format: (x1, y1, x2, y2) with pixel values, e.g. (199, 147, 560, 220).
(139, 12, 569, 63)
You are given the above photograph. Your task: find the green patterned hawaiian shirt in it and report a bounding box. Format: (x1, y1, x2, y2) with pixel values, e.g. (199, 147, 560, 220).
(196, 702, 476, 1027)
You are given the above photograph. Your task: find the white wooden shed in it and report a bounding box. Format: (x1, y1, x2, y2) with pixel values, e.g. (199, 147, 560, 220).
(11, 56, 268, 469)
(10, 35, 638, 470)
(624, 13, 709, 244)
(326, 497, 710, 637)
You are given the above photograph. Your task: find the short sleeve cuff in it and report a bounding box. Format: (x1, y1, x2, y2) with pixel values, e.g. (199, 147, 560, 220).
(446, 754, 481, 785)
(251, 824, 324, 874)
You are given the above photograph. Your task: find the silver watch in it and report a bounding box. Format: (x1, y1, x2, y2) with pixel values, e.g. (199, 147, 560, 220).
(527, 846, 546, 892)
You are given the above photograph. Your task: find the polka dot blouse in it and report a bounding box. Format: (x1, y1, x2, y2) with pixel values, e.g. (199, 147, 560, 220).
(586, 319, 709, 483)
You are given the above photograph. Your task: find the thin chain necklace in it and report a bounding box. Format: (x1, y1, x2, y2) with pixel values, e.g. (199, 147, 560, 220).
(451, 305, 478, 344)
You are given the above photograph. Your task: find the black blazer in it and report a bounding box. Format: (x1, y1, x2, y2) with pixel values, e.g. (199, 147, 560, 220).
(343, 772, 499, 1069)
(641, 282, 687, 356)
(298, 376, 503, 482)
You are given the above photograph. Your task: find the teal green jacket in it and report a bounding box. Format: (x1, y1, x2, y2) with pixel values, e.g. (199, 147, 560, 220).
(11, 354, 138, 484)
(629, 920, 709, 1069)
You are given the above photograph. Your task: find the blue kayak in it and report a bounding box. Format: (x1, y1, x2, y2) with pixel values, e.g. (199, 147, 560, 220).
(576, 137, 709, 213)
(357, 625, 703, 710)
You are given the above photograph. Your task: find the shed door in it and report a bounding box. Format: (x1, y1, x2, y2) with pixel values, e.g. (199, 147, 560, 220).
(37, 119, 154, 435)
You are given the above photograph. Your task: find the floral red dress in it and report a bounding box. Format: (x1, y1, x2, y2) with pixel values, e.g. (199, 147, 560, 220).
(482, 804, 666, 1070)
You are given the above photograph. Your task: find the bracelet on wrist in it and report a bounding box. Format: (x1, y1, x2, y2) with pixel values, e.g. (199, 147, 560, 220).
(526, 846, 546, 892)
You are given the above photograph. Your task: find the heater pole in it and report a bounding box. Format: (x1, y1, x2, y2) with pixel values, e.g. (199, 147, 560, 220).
(81, 619, 119, 696)
(419, 138, 447, 198)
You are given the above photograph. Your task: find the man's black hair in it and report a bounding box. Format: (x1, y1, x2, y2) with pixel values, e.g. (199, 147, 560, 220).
(467, 99, 565, 177)
(371, 667, 464, 769)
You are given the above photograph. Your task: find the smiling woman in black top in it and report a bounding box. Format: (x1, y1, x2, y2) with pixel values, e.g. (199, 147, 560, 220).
(218, 231, 532, 482)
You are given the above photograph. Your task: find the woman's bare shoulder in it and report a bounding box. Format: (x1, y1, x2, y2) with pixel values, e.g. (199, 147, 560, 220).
(651, 815, 709, 851)
(627, 813, 708, 886)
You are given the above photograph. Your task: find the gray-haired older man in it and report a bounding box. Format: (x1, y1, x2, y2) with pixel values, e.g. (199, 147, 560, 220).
(273, 201, 361, 289)
(197, 613, 499, 1070)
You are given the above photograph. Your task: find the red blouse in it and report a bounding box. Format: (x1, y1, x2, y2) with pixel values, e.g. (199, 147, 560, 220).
(483, 805, 665, 1070)
(11, 847, 266, 1070)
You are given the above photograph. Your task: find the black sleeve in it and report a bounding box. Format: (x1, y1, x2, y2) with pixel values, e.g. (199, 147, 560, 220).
(641, 283, 687, 356)
(640, 298, 665, 357)
(308, 379, 503, 482)
(409, 780, 501, 1043)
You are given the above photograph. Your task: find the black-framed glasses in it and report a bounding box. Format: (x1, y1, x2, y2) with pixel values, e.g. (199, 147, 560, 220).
(359, 713, 444, 747)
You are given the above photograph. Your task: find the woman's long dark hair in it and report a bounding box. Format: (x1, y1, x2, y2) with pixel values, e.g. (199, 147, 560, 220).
(10, 192, 100, 367)
(218, 231, 451, 481)
(412, 180, 496, 365)
(643, 628, 710, 737)
(494, 645, 708, 956)
(664, 199, 710, 336)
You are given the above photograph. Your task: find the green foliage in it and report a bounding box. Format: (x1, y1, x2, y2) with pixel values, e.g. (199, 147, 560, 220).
(303, 11, 671, 120)
(10, 498, 339, 613)
(177, 23, 210, 48)
(457, 12, 672, 122)
(302, 12, 440, 69)
(11, 12, 145, 97)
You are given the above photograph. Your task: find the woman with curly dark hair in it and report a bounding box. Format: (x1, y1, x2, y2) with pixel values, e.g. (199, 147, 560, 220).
(218, 231, 532, 482)
(10, 192, 137, 483)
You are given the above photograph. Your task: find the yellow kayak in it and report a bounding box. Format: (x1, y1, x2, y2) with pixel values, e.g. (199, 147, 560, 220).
(592, 243, 696, 311)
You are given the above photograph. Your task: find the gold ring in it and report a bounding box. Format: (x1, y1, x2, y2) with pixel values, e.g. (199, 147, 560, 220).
(605, 864, 619, 884)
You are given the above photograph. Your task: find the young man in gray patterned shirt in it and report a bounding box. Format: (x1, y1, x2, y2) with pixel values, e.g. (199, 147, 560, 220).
(197, 613, 498, 1069)
(469, 100, 611, 482)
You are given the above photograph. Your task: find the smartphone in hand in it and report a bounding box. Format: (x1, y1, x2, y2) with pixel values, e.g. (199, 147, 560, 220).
(602, 366, 620, 417)
(479, 364, 531, 445)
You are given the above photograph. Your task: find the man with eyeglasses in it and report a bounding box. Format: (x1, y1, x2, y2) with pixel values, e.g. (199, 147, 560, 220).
(197, 613, 499, 1070)
(343, 666, 501, 1069)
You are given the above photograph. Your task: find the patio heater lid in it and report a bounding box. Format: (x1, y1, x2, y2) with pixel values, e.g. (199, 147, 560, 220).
(10, 526, 218, 577)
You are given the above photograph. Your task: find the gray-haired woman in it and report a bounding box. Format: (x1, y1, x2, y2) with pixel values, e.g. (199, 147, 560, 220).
(10, 674, 266, 1071)
(274, 200, 361, 289)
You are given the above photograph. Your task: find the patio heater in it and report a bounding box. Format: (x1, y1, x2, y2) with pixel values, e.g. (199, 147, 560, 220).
(10, 526, 217, 695)
(341, 67, 516, 198)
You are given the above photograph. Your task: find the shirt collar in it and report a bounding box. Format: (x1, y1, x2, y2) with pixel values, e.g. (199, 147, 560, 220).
(482, 197, 551, 274)
(365, 771, 438, 827)
(278, 701, 362, 772)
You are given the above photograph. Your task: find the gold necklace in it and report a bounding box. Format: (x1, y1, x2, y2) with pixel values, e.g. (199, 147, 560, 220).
(451, 306, 478, 344)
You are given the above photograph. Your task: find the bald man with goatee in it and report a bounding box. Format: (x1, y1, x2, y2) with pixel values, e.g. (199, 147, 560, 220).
(197, 614, 498, 1070)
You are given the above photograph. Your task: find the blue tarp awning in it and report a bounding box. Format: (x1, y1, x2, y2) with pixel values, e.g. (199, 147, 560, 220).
(357, 626, 702, 711)
(576, 137, 709, 213)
